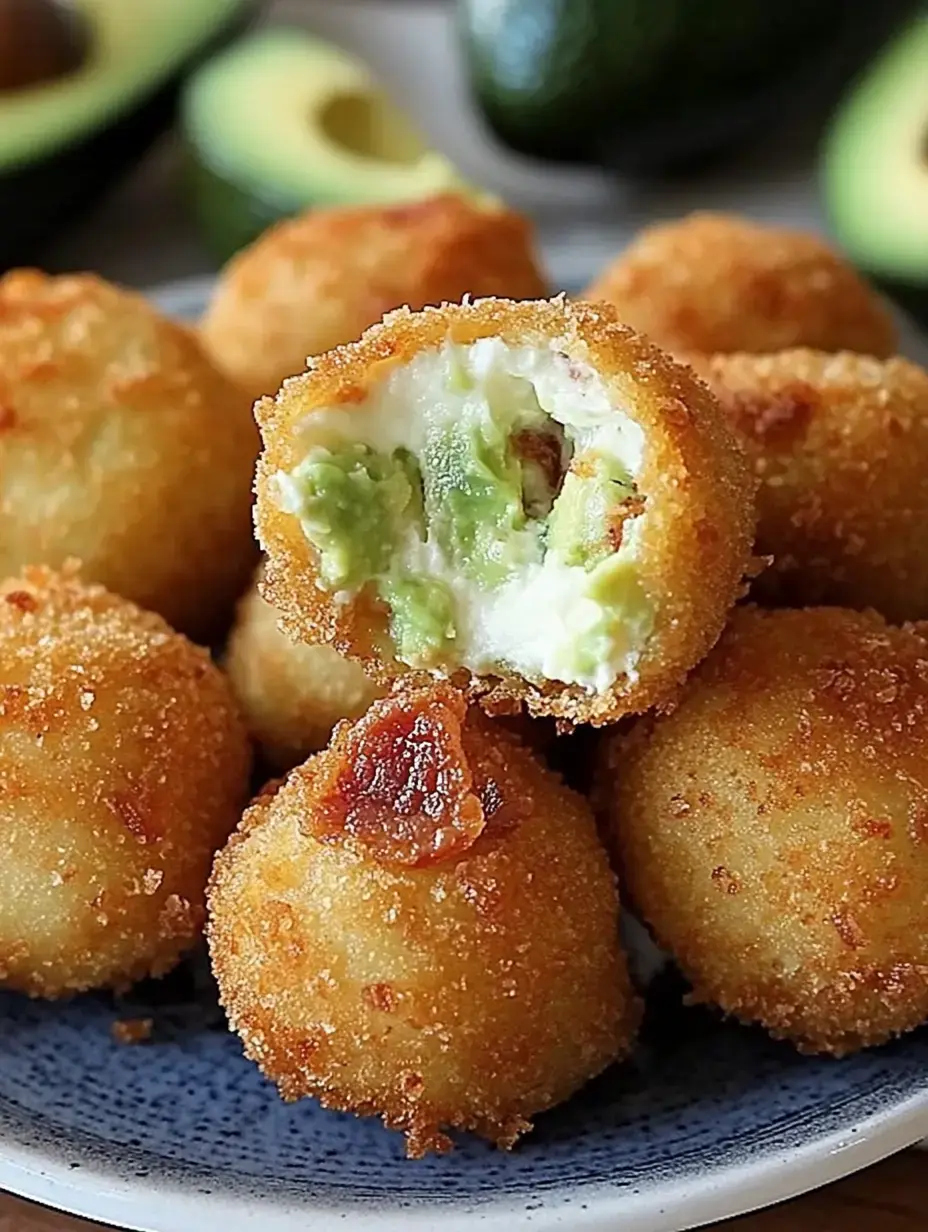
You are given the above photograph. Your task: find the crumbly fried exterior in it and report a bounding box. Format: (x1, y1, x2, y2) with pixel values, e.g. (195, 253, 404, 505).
(0, 565, 252, 997)
(208, 685, 637, 1157)
(0, 270, 259, 642)
(255, 295, 756, 726)
(696, 350, 928, 623)
(583, 212, 896, 358)
(599, 605, 928, 1055)
(225, 574, 384, 772)
(200, 195, 549, 403)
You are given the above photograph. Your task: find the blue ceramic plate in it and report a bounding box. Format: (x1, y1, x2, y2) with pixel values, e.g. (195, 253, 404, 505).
(0, 279, 927, 1232)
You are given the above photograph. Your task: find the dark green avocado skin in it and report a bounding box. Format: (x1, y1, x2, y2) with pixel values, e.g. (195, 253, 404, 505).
(0, 2, 257, 271)
(460, 0, 918, 172)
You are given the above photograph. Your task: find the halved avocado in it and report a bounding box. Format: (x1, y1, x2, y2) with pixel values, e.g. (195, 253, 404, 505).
(823, 14, 928, 309)
(181, 28, 469, 262)
(0, 0, 255, 270)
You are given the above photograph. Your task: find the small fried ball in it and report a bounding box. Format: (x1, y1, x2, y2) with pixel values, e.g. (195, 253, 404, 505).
(697, 350, 928, 623)
(599, 605, 928, 1055)
(583, 212, 896, 358)
(208, 685, 637, 1156)
(225, 575, 384, 771)
(0, 270, 259, 642)
(200, 194, 549, 403)
(0, 566, 252, 997)
(255, 295, 755, 726)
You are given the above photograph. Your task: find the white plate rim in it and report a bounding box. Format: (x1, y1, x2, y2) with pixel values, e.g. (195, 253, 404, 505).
(0, 1084, 925, 1232)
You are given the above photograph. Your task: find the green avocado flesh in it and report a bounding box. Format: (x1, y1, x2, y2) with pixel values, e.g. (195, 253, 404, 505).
(823, 14, 928, 287)
(547, 451, 638, 570)
(423, 422, 540, 588)
(287, 445, 422, 591)
(0, 0, 249, 171)
(181, 27, 468, 261)
(283, 409, 645, 675)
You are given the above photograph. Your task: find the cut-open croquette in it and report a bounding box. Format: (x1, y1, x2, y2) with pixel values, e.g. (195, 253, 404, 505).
(0, 270, 259, 642)
(255, 296, 755, 726)
(697, 350, 928, 623)
(0, 565, 252, 998)
(583, 212, 896, 358)
(599, 605, 928, 1056)
(225, 573, 384, 771)
(208, 684, 638, 1157)
(200, 194, 549, 403)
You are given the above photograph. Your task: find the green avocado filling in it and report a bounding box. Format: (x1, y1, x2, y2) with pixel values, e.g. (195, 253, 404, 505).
(287, 444, 422, 590)
(279, 373, 647, 681)
(284, 443, 461, 664)
(547, 450, 640, 571)
(422, 422, 543, 587)
(379, 572, 456, 662)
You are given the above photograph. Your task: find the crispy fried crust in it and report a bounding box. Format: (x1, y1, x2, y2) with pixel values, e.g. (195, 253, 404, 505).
(695, 350, 928, 623)
(0, 565, 252, 997)
(0, 270, 259, 642)
(583, 212, 896, 358)
(225, 572, 384, 772)
(208, 686, 638, 1156)
(200, 195, 550, 403)
(598, 605, 928, 1055)
(255, 295, 756, 726)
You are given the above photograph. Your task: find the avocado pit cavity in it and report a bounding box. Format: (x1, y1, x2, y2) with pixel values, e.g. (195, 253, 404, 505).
(0, 0, 87, 93)
(275, 338, 653, 693)
(319, 89, 429, 167)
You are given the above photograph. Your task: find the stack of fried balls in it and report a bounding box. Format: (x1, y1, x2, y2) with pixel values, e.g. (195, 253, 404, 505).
(3, 195, 927, 1158)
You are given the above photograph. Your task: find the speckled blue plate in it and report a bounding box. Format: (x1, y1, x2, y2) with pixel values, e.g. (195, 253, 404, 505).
(0, 279, 927, 1232)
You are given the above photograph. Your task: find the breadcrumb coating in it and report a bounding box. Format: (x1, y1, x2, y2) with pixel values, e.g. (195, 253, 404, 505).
(0, 269, 259, 642)
(201, 195, 549, 403)
(208, 684, 638, 1156)
(225, 573, 384, 772)
(255, 295, 756, 726)
(0, 565, 252, 997)
(697, 350, 928, 622)
(583, 212, 896, 358)
(599, 605, 928, 1055)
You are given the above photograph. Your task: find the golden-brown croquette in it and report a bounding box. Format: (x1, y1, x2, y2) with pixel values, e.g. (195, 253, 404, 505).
(0, 270, 259, 642)
(208, 684, 638, 1157)
(599, 605, 928, 1056)
(583, 212, 896, 358)
(696, 350, 928, 623)
(255, 296, 755, 727)
(225, 574, 384, 771)
(200, 194, 550, 403)
(0, 565, 252, 998)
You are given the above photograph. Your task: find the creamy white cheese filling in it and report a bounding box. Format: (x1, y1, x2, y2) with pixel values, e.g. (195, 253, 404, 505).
(275, 338, 654, 692)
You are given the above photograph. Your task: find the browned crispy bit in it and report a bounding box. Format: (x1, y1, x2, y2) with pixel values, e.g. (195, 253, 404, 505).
(111, 1017, 153, 1045)
(309, 685, 486, 868)
(511, 428, 564, 492)
(606, 494, 647, 552)
(511, 426, 567, 516)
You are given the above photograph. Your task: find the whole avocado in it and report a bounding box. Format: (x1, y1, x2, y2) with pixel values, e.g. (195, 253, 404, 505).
(459, 0, 915, 171)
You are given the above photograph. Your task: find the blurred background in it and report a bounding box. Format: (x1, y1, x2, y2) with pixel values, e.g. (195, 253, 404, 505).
(1, 0, 925, 311)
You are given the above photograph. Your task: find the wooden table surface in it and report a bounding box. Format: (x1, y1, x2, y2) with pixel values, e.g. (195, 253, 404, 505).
(1, 1149, 925, 1230)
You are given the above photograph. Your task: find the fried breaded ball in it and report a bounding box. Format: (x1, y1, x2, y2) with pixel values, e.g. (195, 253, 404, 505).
(225, 574, 384, 772)
(696, 350, 928, 623)
(0, 270, 259, 642)
(0, 565, 252, 997)
(200, 194, 550, 403)
(255, 295, 755, 726)
(583, 213, 896, 358)
(599, 605, 928, 1055)
(208, 684, 637, 1156)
